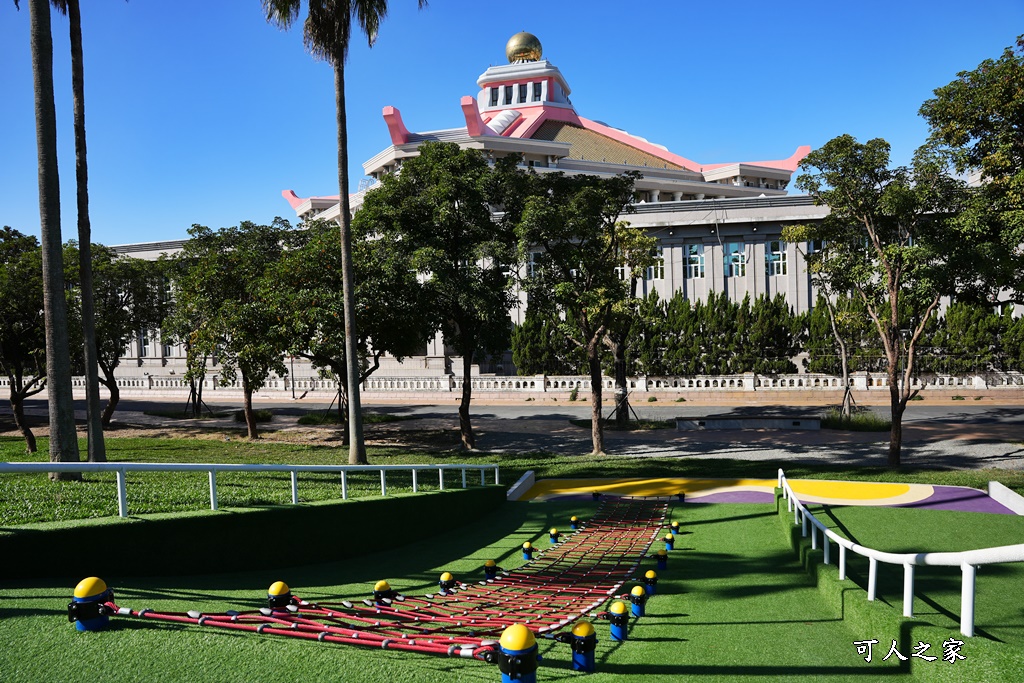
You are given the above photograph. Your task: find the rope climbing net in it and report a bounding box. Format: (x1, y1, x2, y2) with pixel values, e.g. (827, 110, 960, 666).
(98, 497, 668, 660)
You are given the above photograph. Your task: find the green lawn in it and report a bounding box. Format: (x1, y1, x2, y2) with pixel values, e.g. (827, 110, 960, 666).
(3, 435, 1024, 525)
(0, 500, 912, 682)
(803, 504, 1024, 646)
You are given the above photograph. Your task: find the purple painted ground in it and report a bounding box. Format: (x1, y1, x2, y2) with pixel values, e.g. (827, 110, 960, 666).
(685, 486, 1017, 514)
(896, 485, 1017, 515)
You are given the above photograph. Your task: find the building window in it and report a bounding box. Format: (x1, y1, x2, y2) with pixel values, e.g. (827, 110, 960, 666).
(807, 239, 824, 254)
(725, 242, 746, 278)
(489, 88, 499, 107)
(163, 342, 174, 357)
(528, 251, 542, 278)
(532, 82, 542, 101)
(518, 83, 527, 103)
(647, 246, 664, 280)
(138, 329, 149, 358)
(614, 263, 627, 281)
(504, 85, 513, 105)
(685, 244, 704, 279)
(766, 240, 787, 276)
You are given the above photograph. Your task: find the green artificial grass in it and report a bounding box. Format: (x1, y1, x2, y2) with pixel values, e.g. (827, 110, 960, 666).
(0, 499, 921, 683)
(800, 504, 1024, 647)
(4, 493, 1022, 680)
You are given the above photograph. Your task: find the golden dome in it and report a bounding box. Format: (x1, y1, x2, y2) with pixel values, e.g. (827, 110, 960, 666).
(506, 32, 542, 63)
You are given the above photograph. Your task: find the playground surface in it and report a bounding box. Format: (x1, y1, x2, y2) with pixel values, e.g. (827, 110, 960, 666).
(519, 477, 1020, 514)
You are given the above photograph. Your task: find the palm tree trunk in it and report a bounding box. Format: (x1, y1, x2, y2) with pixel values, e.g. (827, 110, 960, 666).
(66, 0, 105, 461)
(29, 0, 80, 478)
(334, 61, 366, 465)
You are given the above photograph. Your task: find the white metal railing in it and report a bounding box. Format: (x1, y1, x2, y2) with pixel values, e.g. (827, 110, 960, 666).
(777, 469, 1024, 637)
(0, 462, 500, 520)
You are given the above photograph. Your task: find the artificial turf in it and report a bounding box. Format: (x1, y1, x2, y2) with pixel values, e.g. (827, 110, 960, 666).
(8, 495, 1015, 682)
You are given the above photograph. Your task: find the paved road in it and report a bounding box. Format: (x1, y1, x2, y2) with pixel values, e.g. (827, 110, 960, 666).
(8, 396, 1024, 470)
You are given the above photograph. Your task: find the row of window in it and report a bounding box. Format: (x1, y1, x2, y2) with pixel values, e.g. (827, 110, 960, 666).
(529, 242, 792, 281)
(488, 82, 544, 107)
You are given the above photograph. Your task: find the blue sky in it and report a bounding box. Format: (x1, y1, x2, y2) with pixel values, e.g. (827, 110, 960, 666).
(2, 1, 1022, 246)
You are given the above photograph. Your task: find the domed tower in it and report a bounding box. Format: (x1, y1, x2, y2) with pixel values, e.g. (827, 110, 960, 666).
(475, 32, 575, 133)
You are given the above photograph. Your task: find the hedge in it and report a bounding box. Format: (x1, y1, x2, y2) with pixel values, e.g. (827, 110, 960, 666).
(0, 486, 505, 580)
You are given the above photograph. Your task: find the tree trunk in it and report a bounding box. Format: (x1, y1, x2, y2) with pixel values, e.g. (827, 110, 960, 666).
(887, 370, 903, 468)
(29, 0, 80, 479)
(242, 375, 259, 440)
(587, 340, 605, 455)
(334, 62, 366, 465)
(98, 366, 119, 427)
(459, 349, 476, 450)
(10, 393, 38, 454)
(67, 0, 105, 462)
(611, 338, 629, 427)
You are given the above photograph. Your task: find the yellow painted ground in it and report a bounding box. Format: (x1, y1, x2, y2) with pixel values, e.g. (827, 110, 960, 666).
(519, 477, 934, 507)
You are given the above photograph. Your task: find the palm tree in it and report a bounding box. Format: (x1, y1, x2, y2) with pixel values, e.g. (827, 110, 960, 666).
(52, 0, 106, 462)
(263, 0, 425, 465)
(24, 0, 81, 477)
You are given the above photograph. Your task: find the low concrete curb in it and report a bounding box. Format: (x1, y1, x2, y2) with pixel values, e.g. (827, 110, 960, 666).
(988, 481, 1024, 515)
(507, 470, 536, 501)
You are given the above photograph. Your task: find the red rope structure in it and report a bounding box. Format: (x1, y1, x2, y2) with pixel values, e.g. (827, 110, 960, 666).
(102, 497, 668, 660)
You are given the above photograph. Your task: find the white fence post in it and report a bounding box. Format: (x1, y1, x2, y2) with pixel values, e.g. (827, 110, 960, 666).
(811, 524, 818, 550)
(116, 469, 128, 518)
(209, 470, 218, 511)
(412, 468, 418, 493)
(340, 471, 348, 500)
(823, 536, 830, 565)
(480, 468, 486, 486)
(961, 564, 977, 637)
(903, 563, 915, 617)
(290, 470, 299, 505)
(801, 511, 808, 537)
(839, 545, 846, 580)
(438, 468, 444, 491)
(494, 466, 499, 485)
(868, 558, 878, 601)
(380, 469, 387, 497)
(462, 469, 467, 489)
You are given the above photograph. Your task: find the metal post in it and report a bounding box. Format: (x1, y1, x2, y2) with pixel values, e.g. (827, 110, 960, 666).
(839, 545, 847, 580)
(291, 470, 299, 505)
(811, 524, 818, 550)
(494, 466, 499, 485)
(794, 505, 799, 525)
(868, 558, 878, 601)
(209, 470, 218, 511)
(961, 564, 977, 637)
(462, 469, 467, 489)
(412, 468, 418, 493)
(380, 470, 387, 497)
(801, 511, 808, 537)
(341, 471, 348, 500)
(823, 535, 830, 565)
(480, 468, 486, 486)
(438, 468, 444, 491)
(903, 564, 915, 617)
(116, 469, 128, 518)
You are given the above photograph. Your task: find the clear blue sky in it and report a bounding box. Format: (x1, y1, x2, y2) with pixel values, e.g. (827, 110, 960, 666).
(2, 1, 1022, 246)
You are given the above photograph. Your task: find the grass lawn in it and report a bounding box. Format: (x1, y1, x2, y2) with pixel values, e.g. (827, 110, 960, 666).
(3, 435, 1024, 525)
(2, 498, 957, 683)
(803, 504, 1024, 646)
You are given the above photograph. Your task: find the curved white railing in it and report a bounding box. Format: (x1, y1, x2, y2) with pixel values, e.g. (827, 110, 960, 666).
(777, 469, 1024, 637)
(0, 462, 500, 520)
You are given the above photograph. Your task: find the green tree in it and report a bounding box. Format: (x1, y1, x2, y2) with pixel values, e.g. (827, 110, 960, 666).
(268, 218, 432, 435)
(263, 0, 427, 464)
(0, 228, 47, 452)
(920, 36, 1024, 301)
(168, 221, 297, 439)
(924, 302, 1005, 376)
(516, 171, 639, 454)
(22, 0, 80, 475)
(602, 235, 657, 426)
(354, 143, 516, 449)
(66, 245, 165, 426)
(741, 294, 800, 375)
(783, 135, 971, 467)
